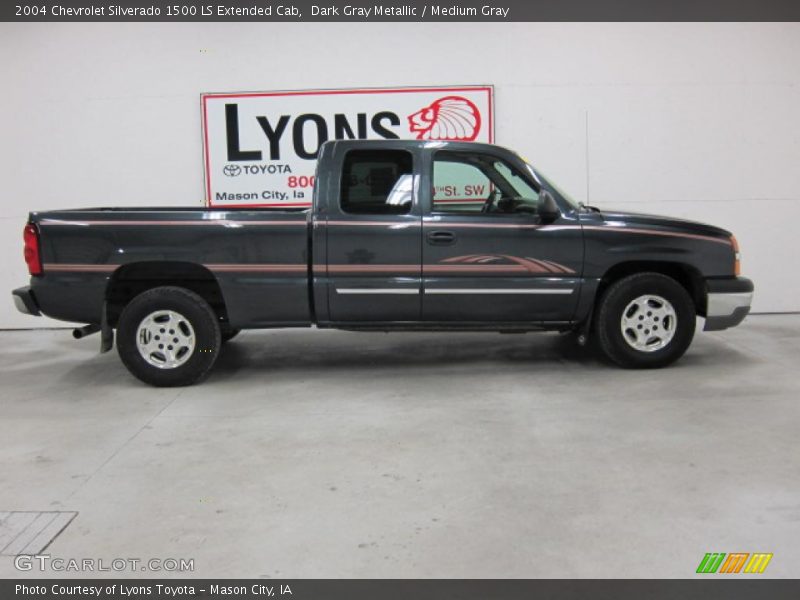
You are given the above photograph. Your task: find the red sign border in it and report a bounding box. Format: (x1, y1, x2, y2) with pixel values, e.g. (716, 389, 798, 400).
(200, 85, 495, 208)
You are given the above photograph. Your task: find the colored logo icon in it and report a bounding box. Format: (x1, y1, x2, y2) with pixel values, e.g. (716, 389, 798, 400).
(696, 552, 773, 574)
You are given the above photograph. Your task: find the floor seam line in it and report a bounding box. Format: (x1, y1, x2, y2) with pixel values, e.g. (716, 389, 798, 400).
(63, 389, 186, 501)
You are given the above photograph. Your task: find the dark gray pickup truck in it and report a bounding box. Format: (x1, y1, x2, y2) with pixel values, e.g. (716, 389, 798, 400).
(13, 140, 753, 386)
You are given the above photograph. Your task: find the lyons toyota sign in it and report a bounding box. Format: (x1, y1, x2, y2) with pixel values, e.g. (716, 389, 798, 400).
(201, 86, 494, 207)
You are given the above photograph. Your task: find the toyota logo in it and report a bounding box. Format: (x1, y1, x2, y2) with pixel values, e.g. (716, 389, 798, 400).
(223, 164, 242, 177)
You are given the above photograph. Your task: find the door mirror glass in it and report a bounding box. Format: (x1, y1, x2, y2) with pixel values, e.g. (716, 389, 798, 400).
(538, 190, 561, 222)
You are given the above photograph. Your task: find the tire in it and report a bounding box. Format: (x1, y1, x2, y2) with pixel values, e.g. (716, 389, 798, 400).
(220, 326, 240, 344)
(117, 286, 221, 386)
(595, 272, 696, 369)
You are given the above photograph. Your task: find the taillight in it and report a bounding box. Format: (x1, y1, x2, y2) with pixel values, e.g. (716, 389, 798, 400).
(730, 235, 741, 276)
(23, 223, 42, 276)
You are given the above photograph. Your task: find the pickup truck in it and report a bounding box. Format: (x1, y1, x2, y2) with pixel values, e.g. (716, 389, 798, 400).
(13, 139, 754, 386)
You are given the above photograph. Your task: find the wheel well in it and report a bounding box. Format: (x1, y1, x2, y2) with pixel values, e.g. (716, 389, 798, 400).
(105, 262, 229, 327)
(596, 261, 706, 315)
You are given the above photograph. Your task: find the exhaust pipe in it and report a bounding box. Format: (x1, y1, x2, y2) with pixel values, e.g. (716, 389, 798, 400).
(73, 324, 101, 339)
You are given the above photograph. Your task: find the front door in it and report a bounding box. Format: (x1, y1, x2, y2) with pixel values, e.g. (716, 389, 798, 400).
(422, 148, 583, 323)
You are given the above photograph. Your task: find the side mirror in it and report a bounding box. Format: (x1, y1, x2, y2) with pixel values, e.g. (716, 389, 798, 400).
(538, 190, 561, 222)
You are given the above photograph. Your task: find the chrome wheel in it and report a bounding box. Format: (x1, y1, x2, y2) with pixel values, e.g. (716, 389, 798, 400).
(136, 310, 195, 369)
(620, 294, 677, 353)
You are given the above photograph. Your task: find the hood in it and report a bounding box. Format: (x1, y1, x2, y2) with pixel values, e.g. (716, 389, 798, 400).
(593, 209, 732, 239)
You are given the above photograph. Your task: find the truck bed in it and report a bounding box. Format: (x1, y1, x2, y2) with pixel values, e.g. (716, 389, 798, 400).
(29, 207, 313, 328)
(36, 206, 310, 213)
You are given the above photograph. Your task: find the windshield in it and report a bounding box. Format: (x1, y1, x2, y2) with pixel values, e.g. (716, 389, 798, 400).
(518, 159, 580, 210)
(537, 172, 580, 210)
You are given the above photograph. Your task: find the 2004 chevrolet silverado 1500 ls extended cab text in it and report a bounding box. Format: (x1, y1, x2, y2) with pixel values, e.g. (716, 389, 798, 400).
(13, 140, 754, 386)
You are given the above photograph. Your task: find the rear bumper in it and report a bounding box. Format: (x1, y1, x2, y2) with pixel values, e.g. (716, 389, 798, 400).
(12, 286, 41, 316)
(703, 277, 753, 331)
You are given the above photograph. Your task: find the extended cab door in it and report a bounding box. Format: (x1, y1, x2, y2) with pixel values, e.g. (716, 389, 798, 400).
(317, 141, 423, 323)
(421, 146, 583, 323)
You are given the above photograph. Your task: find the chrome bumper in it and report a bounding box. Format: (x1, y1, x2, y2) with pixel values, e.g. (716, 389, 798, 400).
(704, 278, 754, 331)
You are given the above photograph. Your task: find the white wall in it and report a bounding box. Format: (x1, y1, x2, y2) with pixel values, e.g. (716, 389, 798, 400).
(1, 22, 798, 328)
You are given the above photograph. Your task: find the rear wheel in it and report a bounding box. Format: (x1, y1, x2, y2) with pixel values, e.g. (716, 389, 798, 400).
(595, 273, 696, 368)
(117, 286, 221, 386)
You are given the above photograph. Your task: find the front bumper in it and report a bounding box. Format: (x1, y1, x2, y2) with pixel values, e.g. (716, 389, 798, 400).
(703, 277, 754, 331)
(12, 286, 41, 316)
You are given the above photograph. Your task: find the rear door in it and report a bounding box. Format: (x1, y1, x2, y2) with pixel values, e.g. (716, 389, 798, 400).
(322, 144, 423, 322)
(421, 147, 583, 323)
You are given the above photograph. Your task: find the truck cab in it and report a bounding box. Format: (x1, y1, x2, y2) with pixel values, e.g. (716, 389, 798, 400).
(313, 140, 583, 326)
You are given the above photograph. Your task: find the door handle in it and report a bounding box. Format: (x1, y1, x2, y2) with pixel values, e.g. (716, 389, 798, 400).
(426, 230, 456, 245)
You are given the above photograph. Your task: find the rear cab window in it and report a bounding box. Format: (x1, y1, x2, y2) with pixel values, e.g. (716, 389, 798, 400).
(340, 149, 414, 215)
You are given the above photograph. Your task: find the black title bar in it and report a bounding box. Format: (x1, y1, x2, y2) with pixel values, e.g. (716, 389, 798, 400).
(4, 579, 800, 600)
(4, 0, 800, 22)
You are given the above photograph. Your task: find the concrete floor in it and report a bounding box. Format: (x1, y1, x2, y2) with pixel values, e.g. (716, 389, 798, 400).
(0, 315, 798, 578)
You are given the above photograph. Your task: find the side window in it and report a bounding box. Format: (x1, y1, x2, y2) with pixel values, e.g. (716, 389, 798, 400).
(433, 151, 540, 215)
(433, 160, 492, 213)
(340, 149, 414, 215)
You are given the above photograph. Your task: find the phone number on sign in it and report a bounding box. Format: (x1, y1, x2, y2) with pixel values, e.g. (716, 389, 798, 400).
(288, 176, 315, 188)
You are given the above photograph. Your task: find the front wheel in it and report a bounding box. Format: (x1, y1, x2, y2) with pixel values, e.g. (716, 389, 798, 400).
(117, 286, 221, 386)
(595, 273, 696, 368)
(220, 326, 240, 343)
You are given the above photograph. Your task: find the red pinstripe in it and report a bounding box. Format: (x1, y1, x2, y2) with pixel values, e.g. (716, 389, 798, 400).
(40, 219, 305, 227)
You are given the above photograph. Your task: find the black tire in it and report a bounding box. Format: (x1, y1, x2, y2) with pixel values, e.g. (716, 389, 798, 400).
(220, 326, 240, 343)
(595, 272, 696, 368)
(117, 286, 221, 386)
